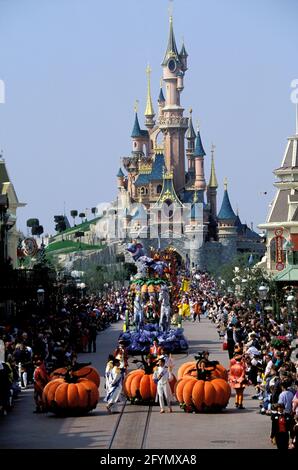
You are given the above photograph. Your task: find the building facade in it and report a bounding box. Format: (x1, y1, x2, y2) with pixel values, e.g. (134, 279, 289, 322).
(259, 111, 298, 280)
(0, 156, 25, 268)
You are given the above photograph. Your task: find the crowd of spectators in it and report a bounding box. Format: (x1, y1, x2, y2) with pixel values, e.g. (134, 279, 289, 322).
(0, 288, 127, 416)
(191, 272, 298, 450)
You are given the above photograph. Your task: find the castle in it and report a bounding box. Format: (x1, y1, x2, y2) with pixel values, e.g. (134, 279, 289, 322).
(101, 15, 265, 269)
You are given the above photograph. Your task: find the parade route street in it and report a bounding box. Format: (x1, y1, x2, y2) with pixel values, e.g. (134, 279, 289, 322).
(0, 318, 272, 449)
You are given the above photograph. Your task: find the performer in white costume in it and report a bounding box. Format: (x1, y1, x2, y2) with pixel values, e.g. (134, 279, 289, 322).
(104, 358, 123, 414)
(153, 357, 172, 413)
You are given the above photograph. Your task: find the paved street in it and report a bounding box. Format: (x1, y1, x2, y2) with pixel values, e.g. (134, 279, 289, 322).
(0, 318, 272, 449)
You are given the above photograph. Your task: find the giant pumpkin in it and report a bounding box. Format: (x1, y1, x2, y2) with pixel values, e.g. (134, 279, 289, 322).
(43, 376, 99, 415)
(177, 361, 228, 381)
(175, 376, 231, 412)
(124, 369, 177, 403)
(50, 366, 100, 388)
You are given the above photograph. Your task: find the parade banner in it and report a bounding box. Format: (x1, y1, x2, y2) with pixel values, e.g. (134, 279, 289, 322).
(274, 228, 284, 271)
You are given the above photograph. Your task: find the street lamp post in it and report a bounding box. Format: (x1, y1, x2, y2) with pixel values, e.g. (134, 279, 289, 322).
(258, 284, 269, 325)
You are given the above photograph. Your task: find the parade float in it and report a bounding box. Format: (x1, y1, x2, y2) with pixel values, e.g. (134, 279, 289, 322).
(50, 365, 100, 387)
(176, 353, 231, 413)
(43, 365, 100, 415)
(118, 242, 189, 355)
(123, 368, 177, 405)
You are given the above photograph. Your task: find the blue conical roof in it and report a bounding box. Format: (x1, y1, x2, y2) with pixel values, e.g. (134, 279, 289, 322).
(218, 190, 237, 221)
(117, 168, 124, 177)
(193, 129, 206, 157)
(179, 42, 188, 58)
(158, 87, 165, 103)
(131, 113, 142, 138)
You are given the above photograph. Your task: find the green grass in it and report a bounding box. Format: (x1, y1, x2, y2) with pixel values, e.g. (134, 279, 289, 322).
(46, 239, 104, 254)
(52, 216, 102, 238)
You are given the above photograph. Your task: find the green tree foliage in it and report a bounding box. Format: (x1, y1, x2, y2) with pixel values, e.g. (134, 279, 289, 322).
(26, 218, 39, 228)
(70, 210, 78, 226)
(82, 262, 137, 293)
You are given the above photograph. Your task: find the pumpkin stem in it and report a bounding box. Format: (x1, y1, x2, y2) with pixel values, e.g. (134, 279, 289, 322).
(64, 369, 79, 384)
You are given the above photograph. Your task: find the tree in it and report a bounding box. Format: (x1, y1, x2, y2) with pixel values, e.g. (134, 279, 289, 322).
(32, 225, 44, 237)
(79, 212, 86, 224)
(70, 210, 78, 227)
(54, 215, 66, 233)
(75, 231, 85, 248)
(26, 218, 39, 228)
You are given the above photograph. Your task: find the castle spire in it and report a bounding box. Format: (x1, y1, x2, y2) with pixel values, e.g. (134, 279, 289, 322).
(186, 108, 196, 140)
(193, 125, 206, 157)
(158, 78, 165, 103)
(131, 109, 142, 138)
(208, 144, 218, 188)
(145, 64, 155, 120)
(162, 14, 180, 66)
(218, 178, 237, 221)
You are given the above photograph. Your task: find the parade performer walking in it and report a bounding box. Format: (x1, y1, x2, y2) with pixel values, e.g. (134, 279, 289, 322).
(104, 358, 123, 414)
(33, 356, 49, 413)
(228, 354, 246, 409)
(153, 357, 172, 413)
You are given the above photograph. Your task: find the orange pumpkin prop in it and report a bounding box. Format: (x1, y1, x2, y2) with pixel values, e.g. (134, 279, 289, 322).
(43, 376, 99, 415)
(124, 369, 177, 403)
(177, 361, 228, 381)
(50, 366, 100, 388)
(175, 376, 231, 412)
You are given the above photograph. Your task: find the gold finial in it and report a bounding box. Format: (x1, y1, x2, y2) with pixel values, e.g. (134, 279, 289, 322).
(189, 108, 192, 115)
(211, 143, 216, 156)
(134, 99, 139, 113)
(145, 63, 154, 117)
(224, 177, 228, 191)
(160, 77, 163, 88)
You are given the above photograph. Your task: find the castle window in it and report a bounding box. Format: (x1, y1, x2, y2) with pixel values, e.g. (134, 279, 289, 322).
(141, 187, 145, 195)
(157, 184, 162, 194)
(134, 142, 137, 148)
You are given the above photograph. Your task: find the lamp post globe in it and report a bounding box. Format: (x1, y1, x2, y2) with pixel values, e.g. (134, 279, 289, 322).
(37, 287, 45, 304)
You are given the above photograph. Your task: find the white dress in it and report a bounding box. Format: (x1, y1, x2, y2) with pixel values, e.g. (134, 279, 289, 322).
(104, 366, 122, 405)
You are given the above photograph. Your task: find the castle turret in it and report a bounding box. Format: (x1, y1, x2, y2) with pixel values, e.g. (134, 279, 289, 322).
(131, 104, 149, 155)
(158, 79, 166, 119)
(207, 144, 218, 219)
(218, 178, 237, 262)
(144, 64, 155, 129)
(159, 15, 188, 192)
(186, 109, 196, 180)
(179, 41, 188, 72)
(117, 167, 125, 189)
(193, 126, 206, 190)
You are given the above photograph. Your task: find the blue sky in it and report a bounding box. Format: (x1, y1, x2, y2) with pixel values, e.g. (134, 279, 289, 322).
(0, 0, 297, 235)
